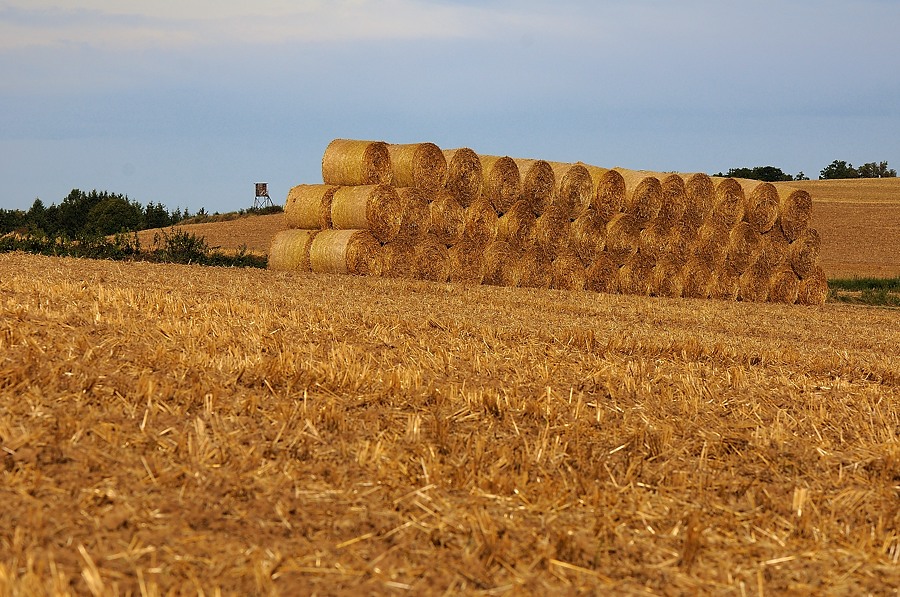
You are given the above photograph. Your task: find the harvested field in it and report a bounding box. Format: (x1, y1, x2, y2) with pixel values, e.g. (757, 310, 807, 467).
(1, 252, 898, 595)
(133, 213, 285, 256)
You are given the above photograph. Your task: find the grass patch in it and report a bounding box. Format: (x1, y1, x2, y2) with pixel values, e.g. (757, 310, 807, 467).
(828, 276, 900, 307)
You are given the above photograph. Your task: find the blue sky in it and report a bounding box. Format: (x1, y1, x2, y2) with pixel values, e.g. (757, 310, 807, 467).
(2, 0, 899, 213)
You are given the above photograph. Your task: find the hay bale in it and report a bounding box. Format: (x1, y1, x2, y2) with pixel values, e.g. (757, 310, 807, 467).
(322, 139, 392, 186)
(549, 162, 593, 219)
(582, 164, 626, 222)
(669, 222, 698, 265)
(638, 217, 674, 261)
(479, 155, 521, 215)
(515, 245, 552, 288)
(788, 228, 821, 279)
(691, 222, 729, 266)
(650, 254, 685, 298)
(615, 169, 662, 224)
(395, 187, 430, 241)
(737, 260, 773, 302)
(618, 252, 655, 296)
(657, 173, 687, 227)
(284, 184, 337, 230)
(605, 212, 643, 265)
(534, 203, 572, 260)
(758, 228, 790, 270)
(796, 265, 828, 305)
(482, 241, 515, 286)
(741, 181, 779, 234)
(464, 196, 499, 248)
(331, 184, 403, 243)
(497, 200, 537, 250)
(387, 142, 447, 190)
(778, 186, 813, 242)
(513, 158, 555, 216)
(681, 173, 715, 230)
(268, 229, 319, 272)
(550, 249, 587, 291)
(570, 209, 606, 264)
(682, 257, 714, 299)
(413, 235, 451, 282)
(711, 178, 745, 229)
(448, 238, 484, 284)
(443, 148, 483, 208)
(585, 253, 619, 294)
(309, 229, 380, 275)
(376, 239, 416, 278)
(428, 189, 465, 246)
(768, 266, 801, 304)
(724, 222, 763, 276)
(709, 267, 740, 301)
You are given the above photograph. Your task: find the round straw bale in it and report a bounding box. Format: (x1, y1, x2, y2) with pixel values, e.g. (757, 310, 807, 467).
(516, 245, 552, 288)
(322, 139, 391, 186)
(284, 184, 337, 230)
(331, 184, 402, 243)
(464, 196, 499, 248)
(394, 187, 430, 241)
(482, 241, 515, 286)
(549, 162, 593, 219)
(615, 169, 662, 224)
(711, 178, 745, 229)
(582, 164, 626, 222)
(479, 155, 521, 214)
(638, 216, 675, 261)
(796, 265, 828, 306)
(513, 158, 555, 216)
(268, 229, 319, 272)
(605, 212, 643, 265)
(738, 261, 773, 303)
(758, 228, 790, 270)
(682, 257, 714, 299)
(709, 267, 740, 301)
(570, 209, 607, 264)
(691, 222, 729, 266)
(376, 239, 416, 278)
(768, 266, 801, 304)
(585, 253, 620, 294)
(448, 238, 484, 285)
(788, 228, 821, 279)
(534, 203, 572, 260)
(618, 252, 655, 296)
(741, 181, 780, 234)
(649, 254, 685, 298)
(413, 235, 451, 282)
(681, 173, 714, 230)
(309, 229, 380, 276)
(724, 222, 763, 276)
(550, 248, 587, 291)
(387, 142, 447, 190)
(443, 148, 483, 208)
(669, 222, 697, 265)
(657, 173, 687, 227)
(777, 186, 813, 242)
(428, 189, 465, 246)
(497, 200, 537, 250)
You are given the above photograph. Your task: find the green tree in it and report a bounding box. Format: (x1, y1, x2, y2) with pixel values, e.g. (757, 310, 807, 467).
(0, 209, 26, 234)
(857, 161, 897, 178)
(85, 196, 144, 236)
(715, 166, 793, 182)
(819, 160, 859, 179)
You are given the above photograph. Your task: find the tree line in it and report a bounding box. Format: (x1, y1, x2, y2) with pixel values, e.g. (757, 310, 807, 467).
(715, 160, 896, 182)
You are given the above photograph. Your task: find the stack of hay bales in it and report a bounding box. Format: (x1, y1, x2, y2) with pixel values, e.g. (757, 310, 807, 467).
(270, 138, 827, 305)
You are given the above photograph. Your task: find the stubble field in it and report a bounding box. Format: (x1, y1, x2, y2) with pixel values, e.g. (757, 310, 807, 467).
(1, 251, 898, 595)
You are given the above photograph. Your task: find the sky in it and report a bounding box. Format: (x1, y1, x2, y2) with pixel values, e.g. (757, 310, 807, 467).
(2, 0, 899, 214)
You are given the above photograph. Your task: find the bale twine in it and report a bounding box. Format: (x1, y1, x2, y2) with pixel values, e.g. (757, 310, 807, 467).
(691, 222, 729, 266)
(638, 217, 675, 261)
(605, 212, 643, 265)
(331, 184, 402, 243)
(657, 173, 687, 227)
(515, 245, 553, 288)
(413, 235, 451, 282)
(534, 203, 572, 260)
(768, 266, 801, 304)
(443, 148, 483, 208)
(777, 186, 813, 242)
(582, 164, 626, 222)
(428, 189, 465, 246)
(585, 253, 619, 294)
(549, 162, 593, 220)
(376, 239, 416, 278)
(448, 238, 484, 285)
(788, 228, 821, 279)
(796, 266, 828, 306)
(464, 196, 499, 249)
(550, 249, 587, 291)
(482, 241, 515, 286)
(570, 209, 606, 265)
(513, 158, 555, 216)
(615, 169, 662, 224)
(649, 254, 685, 298)
(682, 257, 714, 299)
(309, 229, 380, 276)
(757, 228, 790, 270)
(708, 267, 740, 301)
(480, 155, 521, 215)
(284, 184, 337, 230)
(394, 187, 430, 241)
(741, 181, 780, 234)
(496, 200, 537, 250)
(387, 142, 447, 190)
(737, 260, 773, 303)
(618, 252, 656, 296)
(711, 178, 745, 230)
(322, 139, 392, 186)
(724, 222, 763, 276)
(681, 173, 715, 230)
(268, 229, 319, 272)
